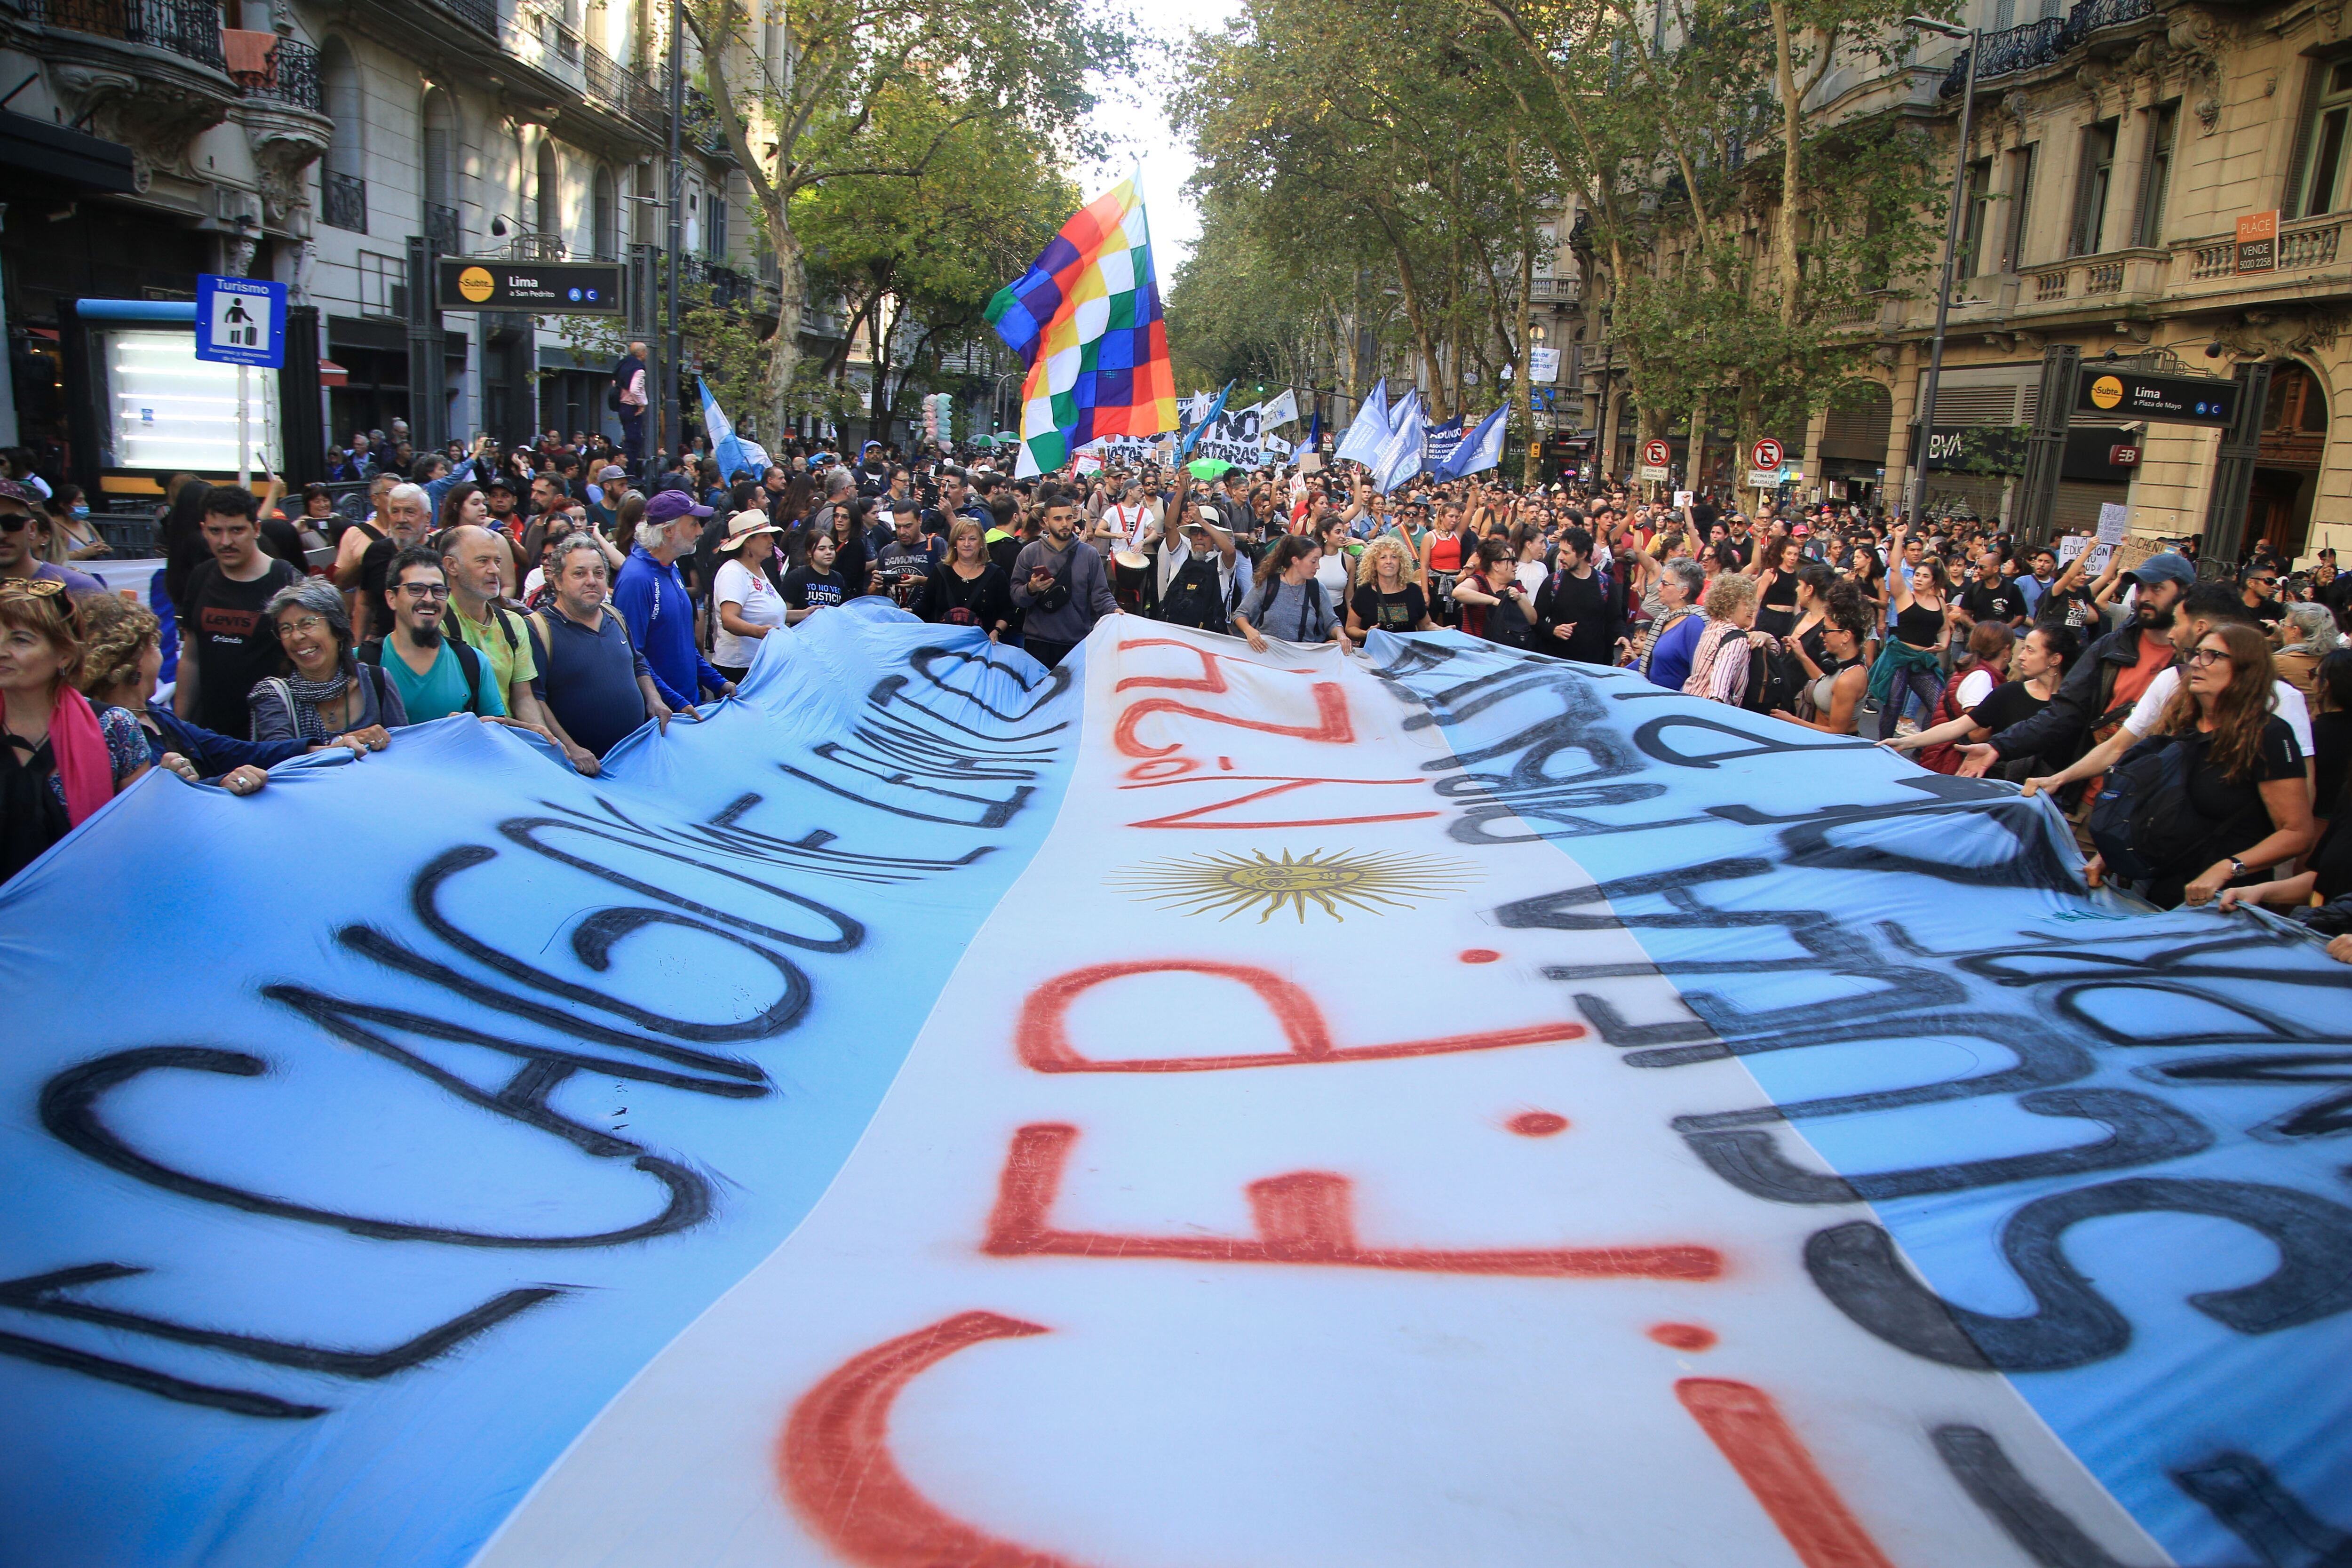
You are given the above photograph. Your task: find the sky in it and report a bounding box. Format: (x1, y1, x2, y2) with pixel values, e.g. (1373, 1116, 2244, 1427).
(1076, 0, 1246, 277)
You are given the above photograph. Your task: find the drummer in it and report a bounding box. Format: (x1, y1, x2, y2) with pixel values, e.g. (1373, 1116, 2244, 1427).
(1091, 478, 1160, 562)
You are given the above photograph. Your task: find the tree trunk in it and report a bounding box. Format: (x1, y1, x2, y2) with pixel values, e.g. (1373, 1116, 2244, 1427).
(1688, 390, 1708, 503)
(1507, 139, 1537, 488)
(1769, 0, 1805, 329)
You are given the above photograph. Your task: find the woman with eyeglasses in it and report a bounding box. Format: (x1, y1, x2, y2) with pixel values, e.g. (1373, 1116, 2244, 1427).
(249, 578, 405, 748)
(2026, 621, 2312, 908)
(73, 593, 308, 795)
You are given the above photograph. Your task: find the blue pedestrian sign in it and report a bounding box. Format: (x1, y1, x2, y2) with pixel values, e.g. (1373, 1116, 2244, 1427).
(195, 274, 287, 368)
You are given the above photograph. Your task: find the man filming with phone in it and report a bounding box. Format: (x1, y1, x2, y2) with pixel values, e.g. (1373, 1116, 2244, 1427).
(1009, 489, 1117, 669)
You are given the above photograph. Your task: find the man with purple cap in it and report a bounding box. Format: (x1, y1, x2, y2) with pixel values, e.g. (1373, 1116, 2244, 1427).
(614, 487, 732, 716)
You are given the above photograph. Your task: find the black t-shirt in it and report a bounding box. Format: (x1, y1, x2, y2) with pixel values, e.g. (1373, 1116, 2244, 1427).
(872, 539, 941, 608)
(2312, 709, 2351, 822)
(358, 534, 403, 617)
(1351, 582, 1426, 634)
(1967, 679, 2050, 739)
(2036, 583, 2099, 633)
(1719, 535, 1755, 571)
(1959, 579, 2024, 626)
(781, 566, 845, 611)
(2184, 716, 2303, 828)
(2310, 815, 2352, 902)
(182, 556, 300, 737)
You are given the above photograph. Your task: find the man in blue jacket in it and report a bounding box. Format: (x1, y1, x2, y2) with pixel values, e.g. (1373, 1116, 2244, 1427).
(613, 487, 732, 712)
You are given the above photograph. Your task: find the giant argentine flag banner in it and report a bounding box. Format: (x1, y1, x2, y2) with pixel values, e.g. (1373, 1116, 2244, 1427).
(7, 605, 2350, 1568)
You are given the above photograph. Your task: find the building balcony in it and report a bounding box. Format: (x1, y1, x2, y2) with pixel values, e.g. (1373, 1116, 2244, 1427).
(1529, 276, 1582, 305)
(583, 41, 665, 128)
(236, 33, 320, 111)
(1938, 0, 2156, 97)
(425, 0, 498, 38)
(504, 4, 586, 92)
(27, 0, 226, 68)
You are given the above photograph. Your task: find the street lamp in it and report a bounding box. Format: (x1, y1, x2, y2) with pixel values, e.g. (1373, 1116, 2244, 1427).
(1903, 13, 1978, 530)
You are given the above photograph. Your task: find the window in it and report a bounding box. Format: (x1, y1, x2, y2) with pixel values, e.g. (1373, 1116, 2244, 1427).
(2002, 143, 2037, 271)
(2132, 102, 2177, 247)
(592, 165, 617, 260)
(535, 139, 561, 246)
(358, 251, 405, 318)
(2069, 119, 2117, 256)
(421, 89, 460, 252)
(706, 191, 727, 259)
(1993, 0, 2013, 28)
(320, 39, 366, 234)
(2036, 0, 2057, 17)
(2288, 58, 2352, 218)
(1958, 158, 1993, 282)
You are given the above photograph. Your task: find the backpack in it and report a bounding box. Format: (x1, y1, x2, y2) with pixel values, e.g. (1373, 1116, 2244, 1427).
(606, 384, 622, 413)
(358, 633, 487, 713)
(2087, 733, 2227, 883)
(1740, 633, 1804, 714)
(1245, 574, 1327, 643)
(1156, 554, 1231, 634)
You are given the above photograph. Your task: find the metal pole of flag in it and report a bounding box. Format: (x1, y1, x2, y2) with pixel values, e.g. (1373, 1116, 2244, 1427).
(237, 364, 251, 490)
(662, 0, 685, 465)
(1902, 15, 1977, 529)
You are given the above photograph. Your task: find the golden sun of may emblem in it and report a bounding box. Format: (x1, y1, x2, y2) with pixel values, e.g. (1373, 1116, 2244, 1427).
(1110, 848, 1483, 923)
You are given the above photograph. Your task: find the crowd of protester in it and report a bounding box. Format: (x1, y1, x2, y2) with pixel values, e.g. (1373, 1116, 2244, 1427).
(1, 429, 2345, 960)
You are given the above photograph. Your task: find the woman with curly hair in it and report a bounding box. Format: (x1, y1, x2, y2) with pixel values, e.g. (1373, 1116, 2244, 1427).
(1345, 534, 1433, 645)
(73, 593, 308, 792)
(1682, 573, 1763, 707)
(1, 580, 151, 880)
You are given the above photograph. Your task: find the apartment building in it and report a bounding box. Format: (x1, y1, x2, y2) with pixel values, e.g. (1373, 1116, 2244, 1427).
(0, 0, 787, 496)
(1810, 0, 2352, 564)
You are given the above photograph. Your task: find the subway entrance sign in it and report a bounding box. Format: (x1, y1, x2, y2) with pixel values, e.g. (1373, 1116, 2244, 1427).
(439, 259, 625, 314)
(2075, 366, 2238, 425)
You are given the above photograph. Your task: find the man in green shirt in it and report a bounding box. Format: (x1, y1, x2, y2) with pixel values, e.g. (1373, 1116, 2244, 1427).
(367, 547, 507, 723)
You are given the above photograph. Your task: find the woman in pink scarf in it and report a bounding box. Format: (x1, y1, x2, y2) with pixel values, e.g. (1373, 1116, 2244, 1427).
(1, 579, 150, 882)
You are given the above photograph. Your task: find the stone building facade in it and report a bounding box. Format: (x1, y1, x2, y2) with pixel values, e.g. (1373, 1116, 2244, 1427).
(1808, 0, 2352, 565)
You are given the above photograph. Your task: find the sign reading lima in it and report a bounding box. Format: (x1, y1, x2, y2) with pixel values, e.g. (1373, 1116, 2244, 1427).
(438, 259, 625, 314)
(2075, 367, 2238, 426)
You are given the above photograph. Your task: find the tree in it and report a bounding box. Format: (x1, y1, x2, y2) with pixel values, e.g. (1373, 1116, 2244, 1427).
(678, 0, 1130, 437)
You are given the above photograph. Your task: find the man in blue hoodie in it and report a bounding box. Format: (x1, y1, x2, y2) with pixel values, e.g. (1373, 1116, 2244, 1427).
(613, 488, 732, 713)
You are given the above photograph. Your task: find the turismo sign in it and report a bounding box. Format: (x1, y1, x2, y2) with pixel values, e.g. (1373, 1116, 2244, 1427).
(2075, 366, 2237, 425)
(438, 259, 625, 314)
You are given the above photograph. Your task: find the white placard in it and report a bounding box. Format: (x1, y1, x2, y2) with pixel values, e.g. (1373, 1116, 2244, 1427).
(2096, 502, 2129, 545)
(1672, 490, 1693, 508)
(1639, 465, 1670, 483)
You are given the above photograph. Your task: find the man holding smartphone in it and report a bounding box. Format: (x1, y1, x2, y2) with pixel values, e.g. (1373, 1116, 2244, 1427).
(1009, 490, 1117, 670)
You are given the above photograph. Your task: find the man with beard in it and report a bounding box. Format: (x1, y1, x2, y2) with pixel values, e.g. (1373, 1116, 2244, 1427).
(360, 548, 507, 722)
(1954, 550, 2197, 784)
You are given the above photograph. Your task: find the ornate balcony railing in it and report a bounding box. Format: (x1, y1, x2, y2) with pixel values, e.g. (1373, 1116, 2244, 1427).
(427, 0, 498, 38)
(425, 201, 462, 252)
(321, 169, 367, 232)
(509, 231, 568, 260)
(2082, 260, 2124, 294)
(28, 0, 227, 68)
(584, 42, 665, 125)
(1939, 0, 2155, 96)
(239, 34, 321, 111)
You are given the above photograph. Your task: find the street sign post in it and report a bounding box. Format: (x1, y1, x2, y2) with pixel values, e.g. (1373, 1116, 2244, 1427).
(438, 259, 626, 314)
(195, 274, 287, 488)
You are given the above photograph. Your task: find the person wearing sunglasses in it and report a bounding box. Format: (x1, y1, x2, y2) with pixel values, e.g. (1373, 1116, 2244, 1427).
(356, 548, 506, 724)
(0, 478, 104, 598)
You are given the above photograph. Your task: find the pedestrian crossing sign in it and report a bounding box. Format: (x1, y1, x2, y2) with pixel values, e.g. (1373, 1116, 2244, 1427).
(195, 274, 287, 368)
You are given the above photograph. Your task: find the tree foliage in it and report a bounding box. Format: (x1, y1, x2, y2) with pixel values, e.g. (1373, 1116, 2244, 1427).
(680, 0, 1133, 436)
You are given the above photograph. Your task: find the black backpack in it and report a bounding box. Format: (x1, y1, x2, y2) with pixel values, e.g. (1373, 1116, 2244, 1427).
(1742, 637, 1805, 714)
(2087, 733, 2223, 883)
(1157, 555, 1231, 634)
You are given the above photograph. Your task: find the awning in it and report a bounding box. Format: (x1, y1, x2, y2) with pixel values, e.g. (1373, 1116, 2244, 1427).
(0, 110, 136, 195)
(318, 358, 350, 387)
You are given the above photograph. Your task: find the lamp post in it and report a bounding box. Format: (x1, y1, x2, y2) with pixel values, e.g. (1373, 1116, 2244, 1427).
(1902, 14, 1978, 530)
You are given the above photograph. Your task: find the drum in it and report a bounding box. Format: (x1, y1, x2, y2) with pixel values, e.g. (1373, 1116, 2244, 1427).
(1112, 549, 1152, 612)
